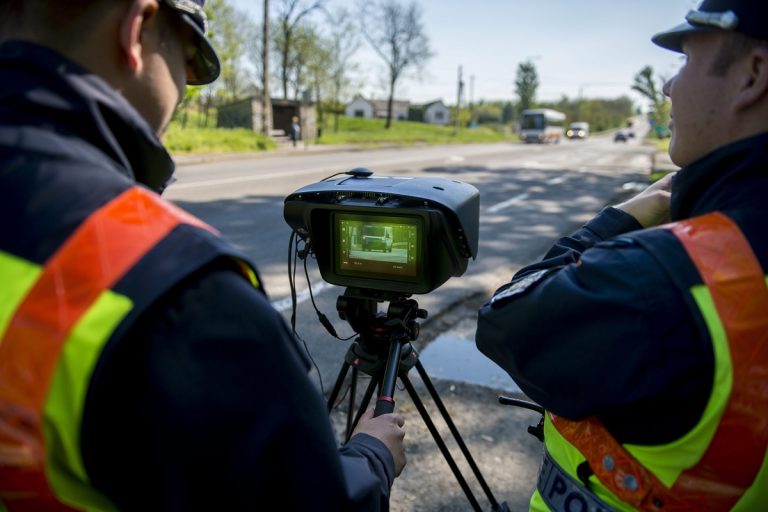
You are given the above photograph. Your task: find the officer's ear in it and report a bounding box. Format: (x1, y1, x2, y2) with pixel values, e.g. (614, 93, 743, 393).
(732, 44, 768, 111)
(118, 0, 160, 77)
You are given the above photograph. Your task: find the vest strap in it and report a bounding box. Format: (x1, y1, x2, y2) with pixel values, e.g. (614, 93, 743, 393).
(551, 212, 768, 511)
(666, 212, 768, 502)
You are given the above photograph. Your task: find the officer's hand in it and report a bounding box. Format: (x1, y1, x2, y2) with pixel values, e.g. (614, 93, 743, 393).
(352, 407, 407, 476)
(614, 171, 676, 228)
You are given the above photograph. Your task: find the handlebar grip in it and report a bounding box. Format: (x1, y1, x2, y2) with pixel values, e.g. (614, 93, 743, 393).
(373, 396, 395, 417)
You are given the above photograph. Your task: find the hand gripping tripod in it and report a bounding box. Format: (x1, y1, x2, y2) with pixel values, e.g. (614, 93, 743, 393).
(326, 288, 509, 512)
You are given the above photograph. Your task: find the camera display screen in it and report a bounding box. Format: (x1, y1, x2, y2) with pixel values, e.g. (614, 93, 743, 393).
(334, 213, 422, 282)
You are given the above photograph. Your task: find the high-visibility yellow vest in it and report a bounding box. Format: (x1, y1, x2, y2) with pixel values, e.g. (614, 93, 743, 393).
(532, 212, 768, 512)
(0, 186, 258, 511)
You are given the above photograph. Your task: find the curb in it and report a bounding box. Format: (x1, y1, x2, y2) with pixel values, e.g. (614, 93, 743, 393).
(172, 144, 375, 167)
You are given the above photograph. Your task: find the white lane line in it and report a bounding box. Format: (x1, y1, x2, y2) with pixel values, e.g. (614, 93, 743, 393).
(546, 176, 567, 185)
(485, 193, 529, 213)
(169, 169, 325, 189)
(271, 280, 336, 312)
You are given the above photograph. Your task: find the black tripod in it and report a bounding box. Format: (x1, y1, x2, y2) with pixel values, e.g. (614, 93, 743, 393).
(326, 288, 509, 512)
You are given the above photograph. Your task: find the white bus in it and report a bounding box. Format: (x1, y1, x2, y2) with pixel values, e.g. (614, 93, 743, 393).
(519, 108, 566, 144)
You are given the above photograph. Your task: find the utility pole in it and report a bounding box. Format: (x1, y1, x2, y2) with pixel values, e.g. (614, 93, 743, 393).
(454, 65, 463, 136)
(469, 74, 475, 127)
(261, 0, 272, 137)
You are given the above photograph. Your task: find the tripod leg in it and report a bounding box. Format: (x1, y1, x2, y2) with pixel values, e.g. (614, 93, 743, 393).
(346, 366, 358, 436)
(344, 372, 379, 442)
(414, 360, 504, 511)
(400, 373, 484, 512)
(327, 360, 351, 413)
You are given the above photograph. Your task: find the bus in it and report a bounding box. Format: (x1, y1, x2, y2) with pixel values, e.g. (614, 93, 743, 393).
(519, 108, 566, 144)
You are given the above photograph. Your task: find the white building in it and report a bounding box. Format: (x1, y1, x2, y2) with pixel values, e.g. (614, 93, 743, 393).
(344, 96, 410, 121)
(344, 96, 374, 118)
(421, 100, 451, 125)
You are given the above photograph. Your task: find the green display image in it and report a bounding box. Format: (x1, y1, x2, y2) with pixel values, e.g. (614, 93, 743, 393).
(334, 213, 421, 279)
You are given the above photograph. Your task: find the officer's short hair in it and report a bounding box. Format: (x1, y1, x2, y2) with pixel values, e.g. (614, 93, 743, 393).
(710, 31, 768, 77)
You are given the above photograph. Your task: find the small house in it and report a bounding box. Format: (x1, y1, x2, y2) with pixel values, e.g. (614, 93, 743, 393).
(344, 96, 410, 121)
(409, 100, 451, 125)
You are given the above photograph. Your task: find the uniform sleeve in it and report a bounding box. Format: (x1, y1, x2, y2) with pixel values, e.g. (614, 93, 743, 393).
(82, 262, 394, 511)
(475, 208, 709, 438)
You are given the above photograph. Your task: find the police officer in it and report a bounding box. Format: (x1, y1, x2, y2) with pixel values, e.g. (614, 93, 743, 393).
(0, 1, 405, 510)
(476, 1, 768, 510)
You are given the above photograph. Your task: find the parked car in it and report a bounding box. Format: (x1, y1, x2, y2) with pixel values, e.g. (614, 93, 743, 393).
(614, 130, 628, 143)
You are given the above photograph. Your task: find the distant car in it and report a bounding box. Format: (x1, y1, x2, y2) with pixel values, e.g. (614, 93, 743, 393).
(614, 131, 628, 143)
(626, 130, 636, 138)
(566, 122, 590, 140)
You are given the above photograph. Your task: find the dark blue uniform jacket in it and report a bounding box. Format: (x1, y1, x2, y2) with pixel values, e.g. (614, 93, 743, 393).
(477, 131, 768, 446)
(0, 40, 395, 511)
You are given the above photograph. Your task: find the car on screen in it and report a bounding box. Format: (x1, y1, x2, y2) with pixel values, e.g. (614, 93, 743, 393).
(361, 225, 393, 252)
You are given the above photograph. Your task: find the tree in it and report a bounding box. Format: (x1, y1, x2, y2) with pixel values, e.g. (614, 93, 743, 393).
(360, 0, 434, 129)
(632, 66, 670, 138)
(515, 60, 539, 115)
(501, 101, 515, 124)
(539, 95, 633, 132)
(325, 7, 360, 133)
(262, 0, 272, 136)
(205, 0, 250, 101)
(274, 0, 327, 100)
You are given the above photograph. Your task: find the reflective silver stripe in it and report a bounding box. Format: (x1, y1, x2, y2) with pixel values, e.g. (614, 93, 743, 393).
(537, 450, 616, 512)
(685, 9, 739, 30)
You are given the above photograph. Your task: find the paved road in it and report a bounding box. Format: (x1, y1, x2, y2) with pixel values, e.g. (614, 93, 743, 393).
(165, 132, 659, 392)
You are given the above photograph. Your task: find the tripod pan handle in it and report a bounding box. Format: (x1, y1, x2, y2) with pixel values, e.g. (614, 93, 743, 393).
(373, 396, 395, 416)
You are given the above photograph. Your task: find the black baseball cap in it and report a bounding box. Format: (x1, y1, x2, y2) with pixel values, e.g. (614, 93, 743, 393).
(161, 0, 220, 85)
(652, 0, 768, 53)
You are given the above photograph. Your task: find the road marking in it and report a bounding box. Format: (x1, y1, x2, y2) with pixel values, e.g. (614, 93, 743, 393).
(271, 280, 336, 312)
(485, 193, 529, 213)
(545, 176, 567, 185)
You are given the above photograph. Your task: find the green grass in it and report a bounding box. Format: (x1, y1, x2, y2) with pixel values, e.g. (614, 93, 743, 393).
(164, 124, 276, 154)
(317, 116, 512, 146)
(648, 137, 672, 183)
(165, 114, 515, 155)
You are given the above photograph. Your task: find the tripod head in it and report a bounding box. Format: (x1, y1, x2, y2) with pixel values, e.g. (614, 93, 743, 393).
(336, 288, 426, 351)
(336, 288, 427, 416)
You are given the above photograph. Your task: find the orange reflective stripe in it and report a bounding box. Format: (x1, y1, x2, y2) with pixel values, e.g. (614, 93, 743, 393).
(0, 187, 212, 510)
(668, 212, 768, 501)
(552, 212, 768, 512)
(550, 414, 693, 511)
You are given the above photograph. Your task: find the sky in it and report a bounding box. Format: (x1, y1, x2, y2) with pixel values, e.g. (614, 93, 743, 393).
(229, 0, 701, 111)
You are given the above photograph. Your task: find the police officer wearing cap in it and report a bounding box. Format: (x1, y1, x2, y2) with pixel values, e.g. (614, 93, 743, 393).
(476, 1, 768, 510)
(0, 1, 405, 510)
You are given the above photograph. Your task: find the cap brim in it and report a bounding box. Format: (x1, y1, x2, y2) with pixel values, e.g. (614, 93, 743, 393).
(652, 21, 718, 52)
(179, 12, 220, 85)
